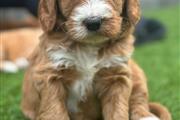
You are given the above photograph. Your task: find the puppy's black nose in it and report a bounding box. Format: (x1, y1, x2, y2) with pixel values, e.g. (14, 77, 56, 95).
(83, 17, 102, 31)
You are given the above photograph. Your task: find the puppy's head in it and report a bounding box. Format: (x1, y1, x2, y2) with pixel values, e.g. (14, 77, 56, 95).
(39, 0, 140, 44)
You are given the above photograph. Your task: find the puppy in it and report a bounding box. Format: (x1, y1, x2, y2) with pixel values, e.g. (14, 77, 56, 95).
(21, 0, 171, 120)
(0, 28, 41, 73)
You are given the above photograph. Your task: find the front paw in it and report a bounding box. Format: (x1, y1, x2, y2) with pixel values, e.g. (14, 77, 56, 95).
(140, 116, 160, 120)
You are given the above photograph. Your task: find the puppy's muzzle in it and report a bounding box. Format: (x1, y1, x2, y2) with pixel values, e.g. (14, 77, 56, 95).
(83, 17, 102, 31)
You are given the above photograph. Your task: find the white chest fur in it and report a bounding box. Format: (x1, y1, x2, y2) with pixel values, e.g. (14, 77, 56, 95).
(47, 45, 129, 113)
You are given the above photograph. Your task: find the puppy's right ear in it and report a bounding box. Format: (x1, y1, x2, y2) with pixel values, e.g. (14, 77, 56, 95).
(121, 0, 140, 26)
(39, 0, 57, 32)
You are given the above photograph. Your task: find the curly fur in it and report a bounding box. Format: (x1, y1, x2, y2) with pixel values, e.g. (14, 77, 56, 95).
(21, 0, 171, 120)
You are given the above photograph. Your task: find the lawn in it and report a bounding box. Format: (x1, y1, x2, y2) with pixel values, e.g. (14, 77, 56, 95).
(0, 6, 179, 120)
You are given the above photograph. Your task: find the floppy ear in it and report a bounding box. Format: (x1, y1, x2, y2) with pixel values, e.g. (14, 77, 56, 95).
(122, 0, 141, 25)
(39, 0, 57, 32)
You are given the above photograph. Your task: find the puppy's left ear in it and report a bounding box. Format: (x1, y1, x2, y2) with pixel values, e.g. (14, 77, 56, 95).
(122, 0, 141, 25)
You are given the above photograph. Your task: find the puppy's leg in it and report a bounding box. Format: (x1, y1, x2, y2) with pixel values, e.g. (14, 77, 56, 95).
(94, 67, 132, 120)
(36, 76, 70, 120)
(21, 71, 40, 120)
(129, 61, 159, 120)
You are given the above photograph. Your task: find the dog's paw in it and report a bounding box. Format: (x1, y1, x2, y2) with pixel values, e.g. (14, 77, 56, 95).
(1, 61, 18, 73)
(15, 57, 29, 69)
(139, 116, 160, 120)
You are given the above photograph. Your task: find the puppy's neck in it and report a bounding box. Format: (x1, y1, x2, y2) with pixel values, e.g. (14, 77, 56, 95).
(43, 32, 134, 61)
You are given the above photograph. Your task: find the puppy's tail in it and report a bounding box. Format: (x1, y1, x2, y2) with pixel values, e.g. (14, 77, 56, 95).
(149, 102, 172, 120)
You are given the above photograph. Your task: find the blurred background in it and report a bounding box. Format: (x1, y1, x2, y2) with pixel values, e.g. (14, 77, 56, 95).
(0, 0, 179, 120)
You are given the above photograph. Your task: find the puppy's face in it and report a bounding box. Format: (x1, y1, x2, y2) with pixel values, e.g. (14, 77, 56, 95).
(39, 0, 140, 44)
(63, 0, 123, 43)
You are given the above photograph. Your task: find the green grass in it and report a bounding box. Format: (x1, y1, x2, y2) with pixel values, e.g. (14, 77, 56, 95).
(0, 6, 180, 120)
(0, 71, 25, 119)
(134, 6, 180, 119)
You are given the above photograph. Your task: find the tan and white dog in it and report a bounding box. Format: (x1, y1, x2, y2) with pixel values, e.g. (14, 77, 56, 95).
(0, 28, 41, 73)
(21, 0, 171, 120)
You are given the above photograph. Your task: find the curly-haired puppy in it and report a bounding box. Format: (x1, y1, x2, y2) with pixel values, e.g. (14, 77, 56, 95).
(21, 0, 171, 120)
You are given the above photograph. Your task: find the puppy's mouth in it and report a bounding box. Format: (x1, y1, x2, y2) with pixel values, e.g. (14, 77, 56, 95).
(82, 17, 108, 43)
(78, 32, 109, 45)
(68, 16, 112, 45)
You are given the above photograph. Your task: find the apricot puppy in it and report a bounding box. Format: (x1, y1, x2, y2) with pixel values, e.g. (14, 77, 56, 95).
(21, 0, 171, 120)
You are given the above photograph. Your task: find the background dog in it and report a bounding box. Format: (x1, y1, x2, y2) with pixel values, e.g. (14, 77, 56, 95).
(0, 28, 41, 73)
(21, 0, 171, 120)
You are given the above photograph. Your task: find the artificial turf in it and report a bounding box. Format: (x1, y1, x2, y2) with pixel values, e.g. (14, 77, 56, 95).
(0, 6, 179, 120)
